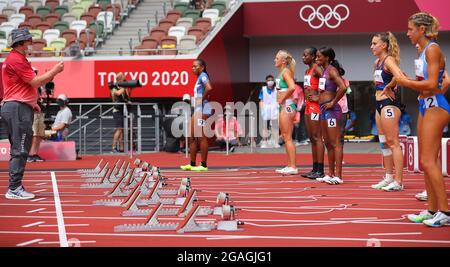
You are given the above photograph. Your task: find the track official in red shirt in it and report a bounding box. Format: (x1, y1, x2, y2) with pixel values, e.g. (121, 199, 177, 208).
(1, 28, 64, 200)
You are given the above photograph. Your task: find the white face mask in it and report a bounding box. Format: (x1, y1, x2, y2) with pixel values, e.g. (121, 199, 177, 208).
(26, 45, 33, 53)
(267, 81, 275, 87)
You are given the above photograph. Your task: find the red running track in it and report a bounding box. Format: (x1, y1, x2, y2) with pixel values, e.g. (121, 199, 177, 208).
(0, 153, 449, 247)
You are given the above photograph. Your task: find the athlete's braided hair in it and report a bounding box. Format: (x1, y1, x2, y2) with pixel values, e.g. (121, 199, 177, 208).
(409, 12, 439, 41)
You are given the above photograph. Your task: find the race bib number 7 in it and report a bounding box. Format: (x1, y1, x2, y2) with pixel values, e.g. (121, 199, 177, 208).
(311, 113, 319, 121)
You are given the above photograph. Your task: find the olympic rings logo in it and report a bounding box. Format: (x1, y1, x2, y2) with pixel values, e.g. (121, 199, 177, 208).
(299, 4, 350, 29)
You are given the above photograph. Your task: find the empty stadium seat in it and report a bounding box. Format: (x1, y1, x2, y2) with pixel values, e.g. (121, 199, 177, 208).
(202, 8, 219, 26)
(0, 0, 8, 13)
(187, 26, 205, 44)
(184, 9, 201, 24)
(0, 22, 16, 38)
(45, 0, 60, 11)
(9, 13, 25, 27)
(2, 6, 17, 18)
(35, 21, 51, 32)
(178, 34, 196, 55)
(158, 18, 174, 32)
(211, 0, 226, 15)
(42, 28, 60, 46)
(0, 14, 7, 24)
(70, 20, 86, 37)
(195, 17, 211, 32)
(141, 36, 158, 54)
(80, 12, 94, 25)
(105, 4, 120, 23)
(36, 6, 52, 18)
(53, 21, 69, 32)
(173, 2, 188, 16)
(54, 5, 69, 17)
(0, 30, 5, 39)
(62, 12, 77, 24)
(26, 14, 42, 27)
(79, 28, 95, 47)
(97, 0, 110, 10)
(96, 11, 113, 33)
(167, 26, 185, 44)
(10, 0, 26, 12)
(89, 20, 104, 42)
(29, 29, 42, 39)
(30, 38, 46, 56)
(133, 44, 151, 56)
(61, 28, 77, 43)
(79, 0, 93, 10)
(44, 13, 60, 26)
(166, 9, 181, 24)
(175, 17, 192, 31)
(18, 21, 33, 29)
(49, 37, 66, 51)
(70, 4, 85, 19)
(88, 5, 102, 18)
(19, 6, 34, 17)
(27, 0, 42, 12)
(0, 38, 7, 50)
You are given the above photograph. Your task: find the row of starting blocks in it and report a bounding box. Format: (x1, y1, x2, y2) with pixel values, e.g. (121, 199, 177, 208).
(78, 158, 243, 233)
(393, 136, 450, 175)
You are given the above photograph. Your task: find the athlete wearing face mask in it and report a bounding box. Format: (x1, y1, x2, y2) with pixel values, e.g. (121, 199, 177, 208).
(50, 94, 72, 141)
(258, 74, 280, 148)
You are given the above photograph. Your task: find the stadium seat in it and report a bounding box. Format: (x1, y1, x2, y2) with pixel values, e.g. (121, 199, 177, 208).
(9, 0, 26, 12)
(173, 2, 188, 16)
(18, 21, 33, 29)
(26, 14, 42, 27)
(70, 4, 85, 19)
(211, 0, 226, 15)
(29, 29, 42, 39)
(133, 44, 151, 56)
(0, 14, 7, 24)
(62, 12, 77, 24)
(184, 9, 201, 24)
(53, 20, 69, 32)
(105, 4, 121, 23)
(158, 18, 174, 32)
(175, 17, 192, 31)
(45, 0, 59, 11)
(70, 20, 86, 37)
(27, 0, 42, 12)
(89, 20, 104, 42)
(61, 28, 77, 43)
(167, 25, 185, 44)
(166, 9, 181, 24)
(195, 17, 211, 32)
(0, 22, 16, 38)
(42, 28, 60, 46)
(18, 6, 34, 17)
(36, 6, 52, 18)
(2, 6, 17, 18)
(141, 36, 158, 54)
(44, 13, 61, 26)
(202, 8, 219, 26)
(79, 28, 95, 47)
(88, 5, 102, 18)
(0, 30, 5, 39)
(97, 0, 110, 10)
(54, 5, 69, 17)
(96, 11, 113, 33)
(79, 0, 93, 10)
(9, 13, 25, 27)
(0, 38, 7, 50)
(149, 26, 167, 43)
(35, 21, 51, 32)
(178, 34, 196, 55)
(187, 26, 205, 44)
(80, 12, 95, 25)
(30, 38, 46, 56)
(0, 0, 8, 13)
(49, 37, 66, 52)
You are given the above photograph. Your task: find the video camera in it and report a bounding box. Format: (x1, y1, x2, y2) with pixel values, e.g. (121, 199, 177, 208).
(108, 80, 142, 89)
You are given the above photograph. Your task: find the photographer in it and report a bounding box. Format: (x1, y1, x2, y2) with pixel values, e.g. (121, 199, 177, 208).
(48, 94, 72, 141)
(110, 72, 131, 153)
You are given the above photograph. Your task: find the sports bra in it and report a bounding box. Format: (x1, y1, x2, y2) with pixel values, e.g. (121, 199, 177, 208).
(304, 65, 319, 90)
(276, 68, 289, 92)
(415, 42, 445, 89)
(373, 56, 393, 90)
(318, 65, 337, 93)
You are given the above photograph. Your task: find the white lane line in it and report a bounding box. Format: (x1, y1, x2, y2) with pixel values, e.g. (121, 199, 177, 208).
(22, 221, 45, 228)
(40, 211, 84, 214)
(35, 183, 47, 186)
(38, 240, 96, 245)
(368, 232, 423, 236)
(50, 171, 68, 247)
(26, 208, 46, 213)
(33, 189, 47, 193)
(16, 239, 44, 247)
(331, 217, 378, 221)
(39, 224, 90, 227)
(30, 198, 47, 202)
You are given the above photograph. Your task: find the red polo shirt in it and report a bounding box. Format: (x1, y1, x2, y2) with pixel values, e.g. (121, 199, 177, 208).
(1, 49, 37, 109)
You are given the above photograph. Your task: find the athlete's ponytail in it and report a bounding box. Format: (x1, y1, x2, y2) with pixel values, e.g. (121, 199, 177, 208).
(375, 32, 400, 64)
(278, 50, 296, 75)
(319, 47, 345, 76)
(409, 12, 439, 41)
(195, 58, 210, 79)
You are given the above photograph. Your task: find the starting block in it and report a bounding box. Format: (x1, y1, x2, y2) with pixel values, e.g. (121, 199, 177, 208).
(176, 204, 216, 233)
(217, 205, 242, 231)
(114, 203, 179, 232)
(213, 192, 230, 216)
(78, 158, 104, 173)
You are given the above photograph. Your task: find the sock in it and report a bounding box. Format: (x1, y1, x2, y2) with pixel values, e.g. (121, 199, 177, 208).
(312, 162, 318, 172)
(385, 173, 394, 181)
(201, 162, 207, 168)
(442, 211, 450, 216)
(317, 163, 324, 173)
(190, 161, 196, 167)
(428, 210, 436, 215)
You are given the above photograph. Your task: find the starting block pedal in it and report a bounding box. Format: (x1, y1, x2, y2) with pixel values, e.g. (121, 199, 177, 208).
(176, 204, 216, 233)
(114, 203, 179, 232)
(176, 189, 212, 217)
(217, 205, 242, 231)
(213, 192, 230, 216)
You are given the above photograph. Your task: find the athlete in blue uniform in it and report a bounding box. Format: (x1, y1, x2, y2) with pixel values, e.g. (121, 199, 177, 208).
(386, 13, 450, 227)
(180, 59, 213, 171)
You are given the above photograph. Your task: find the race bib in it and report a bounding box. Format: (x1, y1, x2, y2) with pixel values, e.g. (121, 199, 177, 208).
(327, 118, 336, 128)
(275, 78, 281, 90)
(318, 78, 326, 90)
(384, 107, 395, 119)
(285, 105, 294, 113)
(424, 96, 438, 109)
(311, 112, 319, 121)
(373, 70, 383, 83)
(414, 59, 424, 78)
(304, 75, 311, 87)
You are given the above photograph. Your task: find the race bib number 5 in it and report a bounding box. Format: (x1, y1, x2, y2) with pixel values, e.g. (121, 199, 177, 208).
(384, 107, 395, 119)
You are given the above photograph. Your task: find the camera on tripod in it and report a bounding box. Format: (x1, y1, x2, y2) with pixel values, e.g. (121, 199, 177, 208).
(108, 80, 142, 89)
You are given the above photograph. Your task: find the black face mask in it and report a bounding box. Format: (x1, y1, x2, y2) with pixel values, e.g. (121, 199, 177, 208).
(56, 99, 66, 107)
